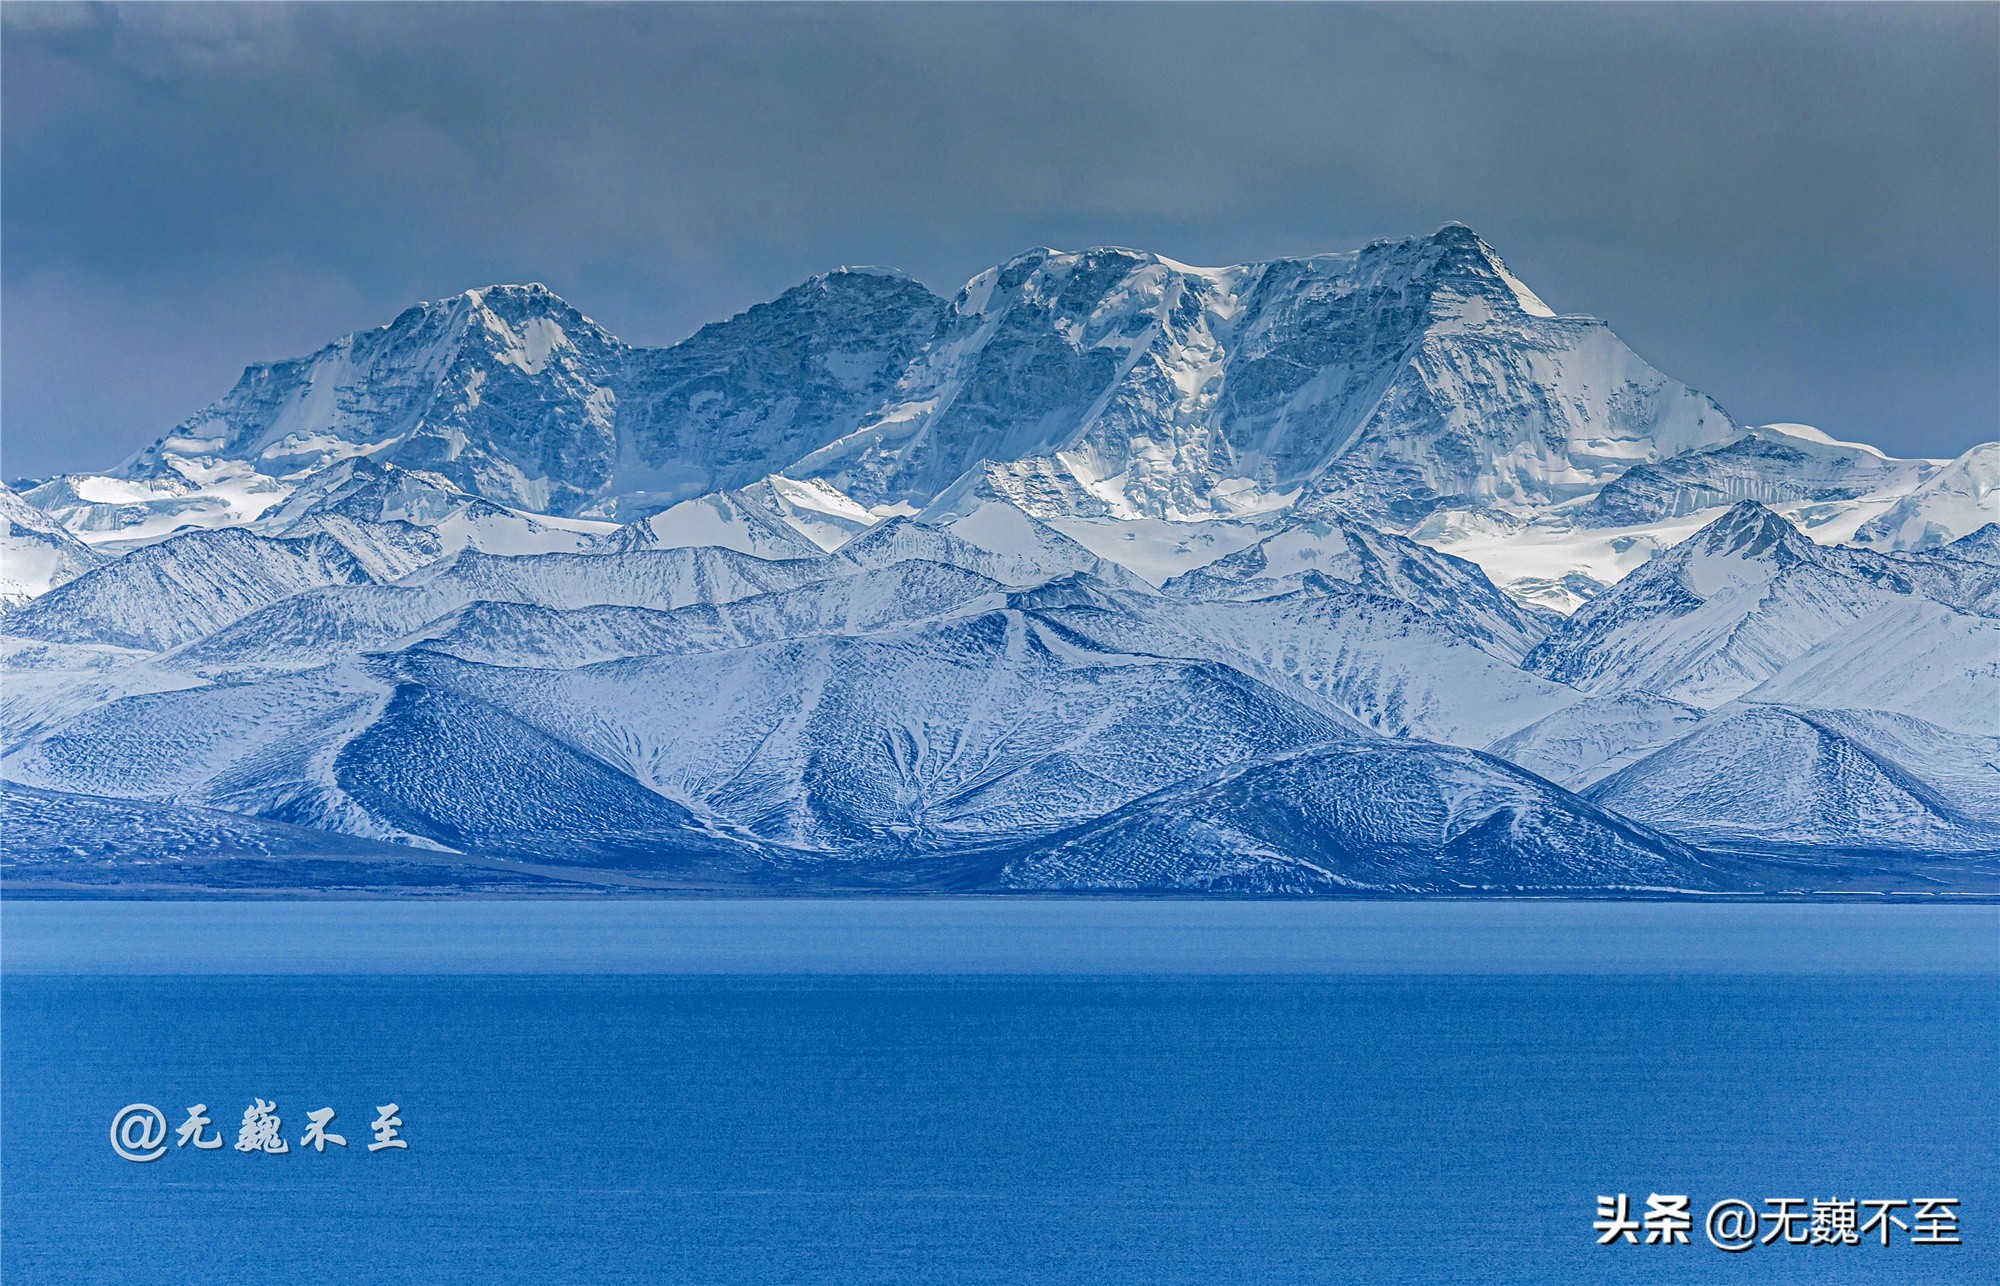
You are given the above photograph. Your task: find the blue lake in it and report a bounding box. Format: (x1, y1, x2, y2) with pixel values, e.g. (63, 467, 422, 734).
(4, 901, 1995, 1285)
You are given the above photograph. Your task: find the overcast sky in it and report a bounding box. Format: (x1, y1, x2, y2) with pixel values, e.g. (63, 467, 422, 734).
(4, 2, 1995, 480)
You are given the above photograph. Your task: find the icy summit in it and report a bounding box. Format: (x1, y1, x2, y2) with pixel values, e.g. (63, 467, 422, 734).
(2, 225, 1994, 894)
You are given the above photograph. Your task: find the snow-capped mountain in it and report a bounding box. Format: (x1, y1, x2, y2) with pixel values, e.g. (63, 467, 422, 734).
(4, 224, 1994, 893)
(1853, 442, 1998, 549)
(3, 527, 380, 651)
(1575, 425, 1929, 528)
(611, 269, 948, 517)
(1524, 501, 1945, 706)
(1587, 706, 2000, 856)
(1159, 514, 1551, 661)
(0, 484, 103, 605)
(784, 225, 1740, 524)
(1002, 742, 1721, 895)
(15, 226, 1755, 545)
(125, 284, 630, 517)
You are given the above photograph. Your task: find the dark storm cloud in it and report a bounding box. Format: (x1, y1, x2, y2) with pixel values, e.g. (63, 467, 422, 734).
(4, 2, 1994, 478)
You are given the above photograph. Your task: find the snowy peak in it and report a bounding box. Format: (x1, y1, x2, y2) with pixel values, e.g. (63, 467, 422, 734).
(1939, 523, 2000, 566)
(1853, 442, 1998, 550)
(1521, 504, 1923, 705)
(786, 223, 1733, 524)
(1576, 430, 1924, 528)
(1, 526, 379, 651)
(611, 269, 947, 515)
(37, 225, 1759, 543)
(1345, 221, 1558, 321)
(123, 281, 626, 519)
(106, 271, 946, 530)
(0, 482, 104, 605)
(1160, 513, 1548, 661)
(1678, 500, 1819, 569)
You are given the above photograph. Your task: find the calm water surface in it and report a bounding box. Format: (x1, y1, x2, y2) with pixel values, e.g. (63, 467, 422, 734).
(4, 902, 1995, 1285)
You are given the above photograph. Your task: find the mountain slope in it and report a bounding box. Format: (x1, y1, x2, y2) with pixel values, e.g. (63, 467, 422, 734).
(1161, 513, 1549, 661)
(1, 483, 104, 605)
(1035, 588, 1574, 746)
(612, 269, 949, 514)
(406, 561, 1003, 668)
(394, 610, 1352, 856)
(1587, 706, 2000, 854)
(1575, 427, 1928, 527)
(1853, 443, 1998, 550)
(162, 544, 843, 671)
(1001, 742, 1719, 893)
(785, 225, 1741, 524)
(1523, 502, 1922, 705)
(1740, 598, 2000, 735)
(1, 528, 377, 651)
(1486, 692, 1708, 789)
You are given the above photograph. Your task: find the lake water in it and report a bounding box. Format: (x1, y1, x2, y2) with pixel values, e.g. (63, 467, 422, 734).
(4, 901, 1995, 1285)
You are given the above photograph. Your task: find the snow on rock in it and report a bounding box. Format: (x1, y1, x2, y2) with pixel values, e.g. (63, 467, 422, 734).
(1034, 589, 1572, 747)
(1524, 503, 1921, 705)
(388, 610, 1353, 857)
(1853, 443, 1999, 550)
(1741, 598, 2000, 736)
(161, 545, 842, 672)
(405, 561, 1003, 669)
(1, 527, 378, 651)
(836, 501, 1144, 590)
(785, 225, 1740, 525)
(1587, 706, 2000, 854)
(1575, 427, 1930, 528)
(7, 223, 1995, 888)
(1001, 741, 1719, 894)
(594, 475, 871, 559)
(1486, 692, 1708, 789)
(0, 484, 104, 605)
(1161, 513, 1550, 661)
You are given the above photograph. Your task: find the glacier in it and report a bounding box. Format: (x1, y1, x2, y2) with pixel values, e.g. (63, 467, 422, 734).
(3, 224, 1994, 895)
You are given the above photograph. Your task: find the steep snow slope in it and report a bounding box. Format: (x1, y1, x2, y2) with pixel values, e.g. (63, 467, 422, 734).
(1, 528, 377, 651)
(786, 225, 1741, 523)
(1001, 742, 1718, 894)
(1524, 503, 1923, 704)
(1853, 443, 1999, 550)
(1161, 514, 1549, 661)
(1741, 599, 2000, 735)
(611, 269, 948, 514)
(1036, 588, 1574, 746)
(1486, 693, 1708, 788)
(1, 484, 103, 605)
(1588, 706, 2000, 854)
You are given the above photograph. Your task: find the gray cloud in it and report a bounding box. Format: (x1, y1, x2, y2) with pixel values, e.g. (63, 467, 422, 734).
(4, 1, 1994, 479)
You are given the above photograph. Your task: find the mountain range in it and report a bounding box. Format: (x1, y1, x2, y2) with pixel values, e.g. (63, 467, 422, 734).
(4, 225, 1995, 894)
